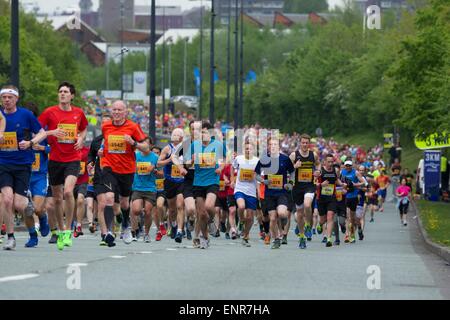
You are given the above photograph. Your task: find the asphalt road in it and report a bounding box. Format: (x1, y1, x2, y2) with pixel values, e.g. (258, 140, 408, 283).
(1, 196, 449, 300)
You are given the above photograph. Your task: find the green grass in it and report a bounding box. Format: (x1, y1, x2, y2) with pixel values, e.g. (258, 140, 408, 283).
(417, 200, 450, 247)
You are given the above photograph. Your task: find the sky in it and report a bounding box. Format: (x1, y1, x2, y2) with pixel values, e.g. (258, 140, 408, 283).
(25, 0, 346, 15)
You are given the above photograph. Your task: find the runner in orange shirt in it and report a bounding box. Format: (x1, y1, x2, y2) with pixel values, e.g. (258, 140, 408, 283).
(96, 100, 149, 247)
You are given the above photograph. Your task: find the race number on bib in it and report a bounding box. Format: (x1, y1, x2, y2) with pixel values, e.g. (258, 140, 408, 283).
(32, 153, 40, 172)
(298, 168, 313, 182)
(171, 165, 182, 178)
(88, 175, 94, 185)
(156, 179, 164, 191)
(80, 162, 86, 175)
(199, 153, 216, 169)
(57, 124, 77, 144)
(137, 162, 152, 175)
(336, 188, 343, 201)
(219, 180, 225, 191)
(239, 169, 254, 182)
(108, 135, 126, 154)
(0, 132, 18, 151)
(321, 184, 335, 196)
(268, 175, 283, 190)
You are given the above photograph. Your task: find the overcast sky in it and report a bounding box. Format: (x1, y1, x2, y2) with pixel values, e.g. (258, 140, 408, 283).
(25, 0, 346, 14)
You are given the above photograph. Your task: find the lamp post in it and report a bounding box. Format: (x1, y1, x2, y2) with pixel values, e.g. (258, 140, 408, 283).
(233, 0, 239, 130)
(149, 0, 156, 140)
(239, 0, 244, 128)
(11, 0, 19, 88)
(162, 5, 166, 119)
(209, 0, 215, 124)
(120, 0, 124, 100)
(199, 0, 204, 120)
(226, 0, 231, 125)
(184, 37, 188, 95)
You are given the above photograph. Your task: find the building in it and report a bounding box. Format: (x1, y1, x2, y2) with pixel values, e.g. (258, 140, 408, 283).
(243, 12, 332, 28)
(215, 0, 285, 24)
(355, 0, 410, 13)
(134, 5, 184, 30)
(98, 0, 134, 40)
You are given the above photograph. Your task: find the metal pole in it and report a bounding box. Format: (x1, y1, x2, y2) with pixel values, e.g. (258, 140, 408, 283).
(162, 6, 166, 118)
(209, 0, 215, 124)
(149, 0, 156, 140)
(184, 38, 187, 95)
(120, 0, 124, 100)
(239, 0, 244, 128)
(226, 0, 231, 124)
(198, 0, 203, 120)
(11, 0, 19, 88)
(106, 44, 109, 89)
(168, 40, 171, 101)
(233, 0, 239, 130)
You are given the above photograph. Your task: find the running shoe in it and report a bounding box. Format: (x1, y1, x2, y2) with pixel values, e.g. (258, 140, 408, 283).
(305, 225, 313, 241)
(220, 222, 227, 233)
(25, 236, 38, 248)
(242, 238, 251, 247)
(271, 238, 281, 249)
(49, 232, 58, 244)
(122, 227, 132, 244)
(238, 222, 244, 233)
(213, 229, 220, 238)
(281, 234, 288, 245)
(341, 225, 346, 234)
(350, 235, 356, 244)
(403, 222, 408, 226)
(193, 238, 201, 248)
(322, 236, 328, 243)
(186, 228, 192, 240)
(326, 240, 332, 247)
(259, 232, 265, 240)
(0, 223, 6, 235)
(225, 232, 230, 240)
(264, 234, 271, 245)
(170, 225, 177, 239)
(99, 234, 107, 246)
(208, 221, 217, 236)
(316, 224, 323, 235)
(358, 229, 364, 241)
(334, 239, 340, 246)
(105, 232, 116, 247)
(3, 238, 16, 251)
(187, 220, 195, 232)
(63, 230, 73, 247)
(144, 234, 151, 243)
(38, 214, 50, 237)
(73, 226, 83, 238)
(370, 218, 374, 223)
(312, 228, 317, 235)
(344, 234, 350, 243)
(199, 236, 208, 249)
(231, 229, 237, 240)
(57, 232, 64, 250)
(298, 237, 307, 249)
(174, 231, 183, 243)
(89, 223, 96, 233)
(294, 225, 299, 236)
(160, 224, 167, 236)
(155, 231, 163, 241)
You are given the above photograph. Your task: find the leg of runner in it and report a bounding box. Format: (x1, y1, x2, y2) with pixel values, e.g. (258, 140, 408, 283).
(228, 204, 238, 239)
(119, 196, 132, 243)
(325, 210, 334, 247)
(174, 193, 185, 243)
(86, 197, 95, 233)
(167, 198, 177, 239)
(130, 211, 139, 241)
(203, 192, 217, 247)
(143, 201, 153, 243)
(184, 196, 195, 241)
(269, 209, 279, 248)
(296, 206, 307, 249)
(74, 192, 86, 237)
(2, 189, 29, 250)
(156, 196, 167, 239)
(96, 192, 116, 247)
(195, 196, 209, 248)
(46, 195, 58, 243)
(242, 209, 255, 247)
(131, 197, 144, 240)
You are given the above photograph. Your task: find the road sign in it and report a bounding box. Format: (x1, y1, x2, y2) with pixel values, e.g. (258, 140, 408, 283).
(415, 132, 450, 150)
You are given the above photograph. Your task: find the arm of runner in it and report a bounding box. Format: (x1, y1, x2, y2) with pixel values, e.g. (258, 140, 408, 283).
(124, 134, 149, 153)
(0, 112, 5, 143)
(157, 146, 172, 167)
(74, 128, 87, 150)
(19, 128, 47, 150)
(354, 171, 366, 188)
(313, 152, 321, 177)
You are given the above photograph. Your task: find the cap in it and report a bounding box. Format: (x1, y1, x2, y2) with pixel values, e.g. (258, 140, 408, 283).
(344, 160, 353, 166)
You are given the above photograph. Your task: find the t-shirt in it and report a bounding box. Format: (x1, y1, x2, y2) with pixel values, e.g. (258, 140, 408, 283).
(38, 105, 88, 163)
(255, 153, 295, 197)
(101, 120, 147, 174)
(376, 175, 390, 189)
(132, 151, 159, 192)
(31, 140, 50, 174)
(189, 139, 224, 187)
(0, 107, 42, 165)
(76, 146, 90, 185)
(233, 155, 259, 198)
(218, 164, 232, 198)
(396, 185, 411, 197)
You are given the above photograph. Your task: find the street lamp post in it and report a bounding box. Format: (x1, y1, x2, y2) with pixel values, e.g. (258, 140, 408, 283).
(199, 0, 204, 120)
(11, 0, 19, 88)
(226, 0, 231, 124)
(233, 0, 239, 130)
(209, 0, 216, 125)
(120, 0, 124, 100)
(149, 0, 156, 140)
(168, 38, 172, 100)
(162, 6, 166, 119)
(184, 37, 188, 95)
(239, 0, 244, 128)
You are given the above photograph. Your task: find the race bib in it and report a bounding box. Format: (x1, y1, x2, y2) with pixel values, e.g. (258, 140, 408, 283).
(171, 165, 182, 178)
(32, 153, 40, 172)
(199, 153, 216, 169)
(0, 132, 18, 151)
(156, 179, 165, 191)
(57, 123, 77, 144)
(321, 184, 335, 196)
(220, 180, 225, 191)
(298, 168, 313, 182)
(268, 175, 283, 190)
(88, 175, 94, 185)
(336, 188, 343, 202)
(80, 162, 86, 175)
(137, 162, 152, 175)
(108, 135, 126, 154)
(240, 169, 254, 182)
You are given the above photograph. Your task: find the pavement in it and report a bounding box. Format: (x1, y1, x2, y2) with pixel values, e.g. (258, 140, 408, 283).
(1, 196, 449, 300)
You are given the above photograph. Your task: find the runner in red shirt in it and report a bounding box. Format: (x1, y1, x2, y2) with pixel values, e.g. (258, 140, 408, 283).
(97, 100, 149, 247)
(38, 82, 88, 250)
(73, 146, 90, 238)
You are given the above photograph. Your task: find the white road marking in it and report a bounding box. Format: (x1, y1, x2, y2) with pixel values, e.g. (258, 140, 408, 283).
(110, 255, 126, 259)
(139, 251, 153, 254)
(67, 263, 88, 267)
(0, 274, 40, 283)
(166, 248, 177, 251)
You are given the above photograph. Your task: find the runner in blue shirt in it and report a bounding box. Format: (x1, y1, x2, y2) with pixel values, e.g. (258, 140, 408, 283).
(0, 86, 47, 250)
(255, 135, 295, 249)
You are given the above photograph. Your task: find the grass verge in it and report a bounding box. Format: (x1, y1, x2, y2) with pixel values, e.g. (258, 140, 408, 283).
(416, 200, 450, 247)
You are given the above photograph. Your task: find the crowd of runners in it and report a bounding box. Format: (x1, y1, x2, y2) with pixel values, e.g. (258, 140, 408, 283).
(0, 82, 414, 251)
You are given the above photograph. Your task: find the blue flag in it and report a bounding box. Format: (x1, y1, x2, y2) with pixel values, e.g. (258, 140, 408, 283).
(194, 67, 201, 97)
(214, 70, 219, 84)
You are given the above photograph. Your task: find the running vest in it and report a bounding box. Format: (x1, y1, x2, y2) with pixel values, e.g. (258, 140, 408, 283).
(294, 150, 315, 188)
(340, 168, 359, 199)
(318, 167, 337, 200)
(163, 143, 184, 183)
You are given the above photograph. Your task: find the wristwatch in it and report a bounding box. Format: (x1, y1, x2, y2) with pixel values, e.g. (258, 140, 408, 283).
(133, 141, 138, 147)
(30, 140, 34, 148)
